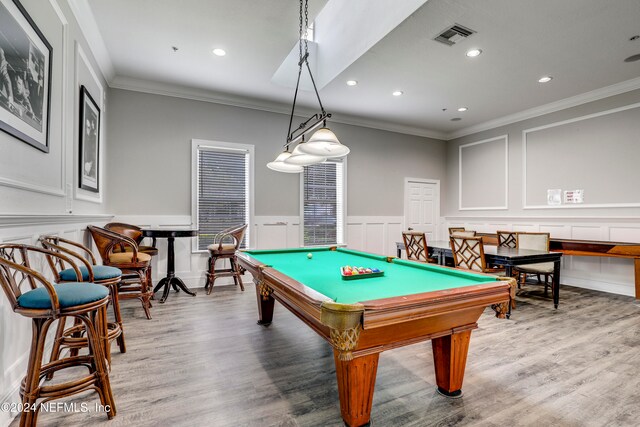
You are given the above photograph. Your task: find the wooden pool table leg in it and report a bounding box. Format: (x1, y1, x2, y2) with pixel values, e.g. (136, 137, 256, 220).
(255, 280, 274, 325)
(432, 328, 472, 397)
(334, 350, 380, 427)
(634, 258, 640, 299)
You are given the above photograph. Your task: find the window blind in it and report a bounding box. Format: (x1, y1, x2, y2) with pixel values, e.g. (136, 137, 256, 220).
(197, 148, 249, 250)
(303, 161, 344, 246)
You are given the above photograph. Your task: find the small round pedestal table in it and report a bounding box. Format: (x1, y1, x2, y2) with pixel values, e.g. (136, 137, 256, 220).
(141, 228, 198, 303)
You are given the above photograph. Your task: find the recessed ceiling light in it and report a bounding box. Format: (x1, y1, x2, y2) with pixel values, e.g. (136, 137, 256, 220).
(538, 76, 553, 83)
(457, 107, 468, 112)
(346, 80, 358, 86)
(392, 91, 403, 96)
(624, 54, 640, 63)
(466, 49, 482, 58)
(451, 117, 462, 121)
(212, 48, 226, 56)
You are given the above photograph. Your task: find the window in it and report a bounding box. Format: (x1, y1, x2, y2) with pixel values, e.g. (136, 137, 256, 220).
(192, 140, 253, 251)
(301, 160, 345, 246)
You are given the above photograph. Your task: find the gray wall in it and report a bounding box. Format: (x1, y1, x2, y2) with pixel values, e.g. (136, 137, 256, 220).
(445, 88, 640, 217)
(0, 0, 109, 215)
(106, 88, 447, 217)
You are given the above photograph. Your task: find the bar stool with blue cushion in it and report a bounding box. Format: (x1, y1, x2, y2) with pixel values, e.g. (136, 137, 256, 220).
(40, 235, 126, 371)
(0, 244, 116, 426)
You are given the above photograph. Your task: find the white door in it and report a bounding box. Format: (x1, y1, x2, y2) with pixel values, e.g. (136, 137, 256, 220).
(404, 179, 440, 241)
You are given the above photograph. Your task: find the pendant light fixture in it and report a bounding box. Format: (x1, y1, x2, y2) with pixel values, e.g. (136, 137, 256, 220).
(266, 151, 304, 173)
(267, 0, 349, 173)
(284, 138, 327, 166)
(297, 127, 350, 158)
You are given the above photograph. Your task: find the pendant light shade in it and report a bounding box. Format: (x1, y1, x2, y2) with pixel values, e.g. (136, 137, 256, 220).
(297, 128, 350, 158)
(267, 151, 304, 173)
(283, 144, 326, 166)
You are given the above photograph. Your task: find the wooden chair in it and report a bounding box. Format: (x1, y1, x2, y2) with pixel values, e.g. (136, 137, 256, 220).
(105, 222, 158, 286)
(450, 236, 516, 311)
(40, 235, 126, 370)
(449, 236, 501, 273)
(514, 232, 554, 296)
(497, 230, 517, 248)
(401, 231, 437, 263)
(87, 225, 153, 319)
(0, 244, 116, 426)
(448, 227, 466, 235)
(205, 224, 247, 294)
(451, 229, 477, 238)
(104, 222, 159, 256)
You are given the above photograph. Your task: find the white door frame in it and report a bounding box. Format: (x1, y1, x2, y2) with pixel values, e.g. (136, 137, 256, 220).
(403, 178, 441, 241)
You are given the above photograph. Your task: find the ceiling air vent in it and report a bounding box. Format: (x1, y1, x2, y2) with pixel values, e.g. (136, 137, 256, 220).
(434, 24, 476, 46)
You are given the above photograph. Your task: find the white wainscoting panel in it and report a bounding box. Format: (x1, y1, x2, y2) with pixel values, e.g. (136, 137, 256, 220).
(445, 216, 640, 297)
(0, 215, 112, 426)
(346, 216, 404, 256)
(254, 216, 300, 249)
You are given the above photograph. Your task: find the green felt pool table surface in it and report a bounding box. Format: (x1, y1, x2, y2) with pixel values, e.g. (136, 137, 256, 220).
(243, 247, 497, 304)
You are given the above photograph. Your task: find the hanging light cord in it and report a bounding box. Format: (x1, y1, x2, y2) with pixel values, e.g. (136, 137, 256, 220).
(284, 0, 330, 150)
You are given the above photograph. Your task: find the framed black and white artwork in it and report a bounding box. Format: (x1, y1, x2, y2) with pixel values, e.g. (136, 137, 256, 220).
(0, 0, 52, 152)
(79, 86, 100, 193)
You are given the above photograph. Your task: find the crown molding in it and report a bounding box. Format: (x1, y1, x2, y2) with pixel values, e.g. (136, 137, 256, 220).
(0, 214, 113, 228)
(444, 215, 640, 222)
(67, 0, 115, 82)
(446, 76, 640, 140)
(110, 76, 448, 140)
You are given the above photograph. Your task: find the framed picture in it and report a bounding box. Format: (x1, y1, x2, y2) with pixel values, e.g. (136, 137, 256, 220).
(0, 0, 52, 152)
(79, 86, 100, 193)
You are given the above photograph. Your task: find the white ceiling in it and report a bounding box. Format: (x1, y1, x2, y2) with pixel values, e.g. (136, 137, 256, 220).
(86, 0, 640, 138)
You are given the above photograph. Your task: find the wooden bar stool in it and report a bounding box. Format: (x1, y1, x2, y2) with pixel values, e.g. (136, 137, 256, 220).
(0, 244, 116, 426)
(205, 224, 247, 294)
(88, 225, 153, 319)
(105, 222, 159, 288)
(40, 235, 126, 370)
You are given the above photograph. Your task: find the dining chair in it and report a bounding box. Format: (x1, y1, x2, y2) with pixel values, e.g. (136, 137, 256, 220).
(449, 236, 502, 273)
(401, 231, 437, 263)
(497, 231, 517, 248)
(87, 225, 153, 319)
(514, 232, 555, 296)
(450, 236, 516, 310)
(40, 235, 126, 369)
(448, 227, 466, 235)
(0, 244, 116, 426)
(451, 230, 477, 238)
(205, 224, 248, 294)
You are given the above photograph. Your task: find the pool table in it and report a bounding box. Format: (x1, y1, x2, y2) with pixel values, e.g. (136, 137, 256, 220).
(237, 247, 513, 427)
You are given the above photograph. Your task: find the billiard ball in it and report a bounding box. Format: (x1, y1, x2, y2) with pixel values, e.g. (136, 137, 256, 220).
(307, 253, 313, 259)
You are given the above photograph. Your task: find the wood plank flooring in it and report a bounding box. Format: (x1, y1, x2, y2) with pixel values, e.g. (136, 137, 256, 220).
(11, 282, 640, 427)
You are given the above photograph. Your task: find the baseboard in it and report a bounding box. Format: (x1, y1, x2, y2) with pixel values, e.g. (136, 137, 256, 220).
(561, 274, 634, 297)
